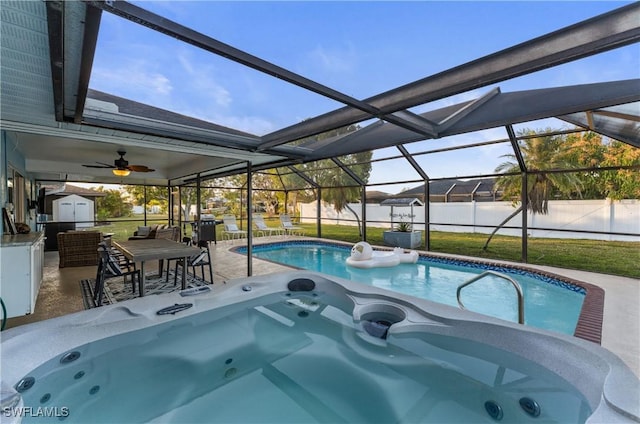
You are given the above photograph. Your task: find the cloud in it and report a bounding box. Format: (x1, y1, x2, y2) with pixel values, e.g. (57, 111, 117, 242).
(217, 115, 275, 136)
(91, 61, 173, 99)
(177, 53, 232, 108)
(308, 43, 357, 73)
(183, 108, 275, 136)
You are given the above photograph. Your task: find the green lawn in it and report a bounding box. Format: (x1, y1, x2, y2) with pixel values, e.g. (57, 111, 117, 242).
(306, 223, 640, 279)
(95, 216, 639, 278)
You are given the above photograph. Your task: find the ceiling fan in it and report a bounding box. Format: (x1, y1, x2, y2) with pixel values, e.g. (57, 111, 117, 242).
(82, 150, 155, 176)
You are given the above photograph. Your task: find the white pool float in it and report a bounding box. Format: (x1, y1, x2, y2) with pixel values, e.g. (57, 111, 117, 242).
(346, 242, 418, 269)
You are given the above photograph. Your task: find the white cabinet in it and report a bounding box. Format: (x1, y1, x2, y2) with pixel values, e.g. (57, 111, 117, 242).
(0, 233, 45, 318)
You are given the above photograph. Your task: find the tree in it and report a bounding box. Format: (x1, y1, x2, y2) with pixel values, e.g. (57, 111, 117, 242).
(599, 140, 640, 199)
(562, 131, 606, 199)
(123, 184, 215, 222)
(249, 172, 284, 215)
(295, 125, 372, 237)
(95, 187, 131, 221)
(483, 129, 583, 250)
(124, 185, 170, 211)
(563, 131, 640, 199)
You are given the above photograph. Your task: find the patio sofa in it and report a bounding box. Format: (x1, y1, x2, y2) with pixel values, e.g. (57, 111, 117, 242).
(57, 231, 102, 268)
(128, 224, 178, 240)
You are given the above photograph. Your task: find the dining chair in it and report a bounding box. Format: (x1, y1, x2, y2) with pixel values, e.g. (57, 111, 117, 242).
(154, 226, 180, 277)
(94, 245, 141, 307)
(164, 237, 193, 283)
(174, 240, 213, 285)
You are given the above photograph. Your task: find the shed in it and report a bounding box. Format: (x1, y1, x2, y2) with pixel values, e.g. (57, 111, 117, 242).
(380, 198, 424, 229)
(52, 194, 95, 228)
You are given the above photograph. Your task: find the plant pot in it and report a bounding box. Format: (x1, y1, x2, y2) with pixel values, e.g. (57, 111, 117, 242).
(383, 230, 422, 249)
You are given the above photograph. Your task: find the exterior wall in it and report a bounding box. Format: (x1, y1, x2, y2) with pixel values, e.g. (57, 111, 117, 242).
(1, 131, 37, 232)
(300, 199, 640, 241)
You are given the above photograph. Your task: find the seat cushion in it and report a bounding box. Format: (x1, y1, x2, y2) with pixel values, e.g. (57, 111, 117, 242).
(136, 226, 151, 237)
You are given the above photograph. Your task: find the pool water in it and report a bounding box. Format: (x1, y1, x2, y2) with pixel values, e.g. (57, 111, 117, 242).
(246, 242, 585, 335)
(17, 291, 591, 423)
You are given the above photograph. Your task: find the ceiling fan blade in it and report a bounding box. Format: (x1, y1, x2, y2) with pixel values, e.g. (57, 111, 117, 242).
(82, 164, 114, 169)
(128, 165, 155, 172)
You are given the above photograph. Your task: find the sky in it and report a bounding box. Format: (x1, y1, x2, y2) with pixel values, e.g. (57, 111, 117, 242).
(88, 1, 639, 193)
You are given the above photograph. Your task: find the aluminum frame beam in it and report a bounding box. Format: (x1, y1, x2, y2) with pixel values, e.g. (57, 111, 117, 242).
(397, 145, 429, 180)
(437, 87, 500, 132)
(84, 1, 478, 143)
(330, 157, 365, 186)
(286, 166, 320, 189)
(45, 1, 64, 122)
(259, 3, 640, 149)
(74, 4, 102, 123)
(303, 79, 640, 161)
(83, 1, 385, 120)
(506, 125, 527, 172)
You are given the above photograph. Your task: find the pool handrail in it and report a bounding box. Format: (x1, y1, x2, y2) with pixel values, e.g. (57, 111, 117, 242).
(457, 270, 525, 324)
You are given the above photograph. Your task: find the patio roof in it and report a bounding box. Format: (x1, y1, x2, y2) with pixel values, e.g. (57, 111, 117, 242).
(1, 1, 638, 187)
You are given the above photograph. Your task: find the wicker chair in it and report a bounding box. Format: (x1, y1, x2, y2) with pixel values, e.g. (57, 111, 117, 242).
(57, 231, 102, 268)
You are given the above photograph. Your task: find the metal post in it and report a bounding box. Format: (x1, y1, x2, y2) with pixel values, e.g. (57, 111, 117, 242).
(196, 173, 201, 223)
(521, 172, 528, 263)
(143, 185, 147, 225)
(246, 162, 253, 276)
(361, 186, 367, 241)
(424, 179, 430, 250)
(316, 187, 322, 238)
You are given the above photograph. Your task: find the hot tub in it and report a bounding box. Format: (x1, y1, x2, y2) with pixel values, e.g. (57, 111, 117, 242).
(1, 272, 638, 423)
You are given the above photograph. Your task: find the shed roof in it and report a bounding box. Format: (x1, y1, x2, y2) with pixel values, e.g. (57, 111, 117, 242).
(380, 198, 424, 207)
(46, 184, 106, 198)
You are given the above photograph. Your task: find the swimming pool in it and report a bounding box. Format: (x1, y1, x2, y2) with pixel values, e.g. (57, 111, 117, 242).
(2, 272, 637, 423)
(237, 241, 599, 337)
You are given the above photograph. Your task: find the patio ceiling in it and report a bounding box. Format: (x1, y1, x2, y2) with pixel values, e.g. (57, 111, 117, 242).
(1, 1, 638, 187)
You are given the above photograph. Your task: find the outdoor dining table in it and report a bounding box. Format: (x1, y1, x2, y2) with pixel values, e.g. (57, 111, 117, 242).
(112, 238, 202, 296)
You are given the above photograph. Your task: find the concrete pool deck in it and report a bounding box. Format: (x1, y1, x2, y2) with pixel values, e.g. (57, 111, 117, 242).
(5, 235, 638, 378)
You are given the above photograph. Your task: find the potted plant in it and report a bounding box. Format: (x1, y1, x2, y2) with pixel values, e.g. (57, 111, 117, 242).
(394, 221, 412, 232)
(383, 220, 422, 249)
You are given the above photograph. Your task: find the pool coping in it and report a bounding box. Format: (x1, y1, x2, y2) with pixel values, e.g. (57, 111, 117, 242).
(231, 239, 604, 344)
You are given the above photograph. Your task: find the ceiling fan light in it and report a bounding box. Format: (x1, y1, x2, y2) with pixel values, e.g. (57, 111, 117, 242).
(112, 168, 131, 177)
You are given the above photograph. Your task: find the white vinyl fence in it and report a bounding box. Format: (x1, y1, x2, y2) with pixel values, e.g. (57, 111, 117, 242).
(300, 199, 640, 242)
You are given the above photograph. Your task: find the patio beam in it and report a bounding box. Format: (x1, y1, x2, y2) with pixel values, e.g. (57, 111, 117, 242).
(83, 1, 383, 120)
(397, 145, 429, 181)
(303, 80, 640, 161)
(259, 2, 640, 148)
(286, 166, 319, 189)
(330, 158, 365, 186)
(506, 125, 527, 173)
(436, 87, 501, 133)
(387, 111, 438, 137)
(82, 1, 491, 144)
(74, 4, 102, 123)
(45, 1, 64, 122)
